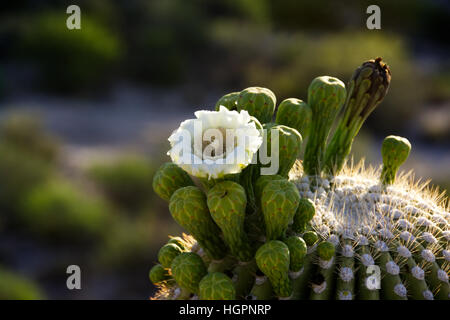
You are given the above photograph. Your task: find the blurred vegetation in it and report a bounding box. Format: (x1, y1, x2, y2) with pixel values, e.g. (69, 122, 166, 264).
(0, 143, 52, 215)
(0, 114, 56, 215)
(1, 0, 446, 135)
(209, 26, 422, 131)
(88, 157, 156, 212)
(0, 113, 59, 162)
(16, 12, 122, 92)
(19, 179, 111, 242)
(0, 267, 45, 300)
(0, 112, 180, 298)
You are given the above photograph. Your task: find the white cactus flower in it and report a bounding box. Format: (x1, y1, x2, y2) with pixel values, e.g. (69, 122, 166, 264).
(167, 106, 263, 179)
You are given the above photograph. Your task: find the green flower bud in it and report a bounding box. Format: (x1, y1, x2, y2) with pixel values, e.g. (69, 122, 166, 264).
(169, 186, 227, 259)
(255, 240, 292, 297)
(158, 243, 183, 268)
(207, 181, 253, 262)
(199, 272, 236, 300)
(317, 241, 335, 261)
(261, 179, 300, 240)
(167, 236, 186, 250)
(171, 252, 207, 294)
(255, 174, 284, 203)
(275, 98, 312, 140)
(153, 162, 194, 201)
(215, 92, 240, 111)
(149, 264, 171, 284)
(237, 87, 276, 124)
(292, 198, 316, 233)
(283, 236, 308, 272)
(324, 58, 391, 175)
(303, 76, 346, 176)
(265, 125, 302, 177)
(381, 135, 411, 185)
(303, 231, 319, 247)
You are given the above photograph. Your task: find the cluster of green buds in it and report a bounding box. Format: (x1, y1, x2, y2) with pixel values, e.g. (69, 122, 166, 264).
(149, 58, 449, 300)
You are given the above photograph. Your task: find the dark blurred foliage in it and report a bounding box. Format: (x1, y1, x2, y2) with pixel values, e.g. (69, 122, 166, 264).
(0, 0, 448, 134)
(20, 179, 112, 242)
(0, 113, 177, 298)
(0, 114, 57, 215)
(0, 267, 45, 300)
(88, 156, 156, 212)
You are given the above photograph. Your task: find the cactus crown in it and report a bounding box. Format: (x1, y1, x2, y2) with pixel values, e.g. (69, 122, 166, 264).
(151, 59, 449, 301)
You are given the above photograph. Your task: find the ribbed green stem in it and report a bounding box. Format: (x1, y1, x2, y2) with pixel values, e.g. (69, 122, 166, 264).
(413, 243, 449, 300)
(356, 245, 380, 300)
(309, 255, 336, 300)
(290, 251, 316, 299)
(378, 251, 407, 300)
(207, 256, 237, 273)
(323, 117, 362, 175)
(380, 164, 399, 185)
(249, 276, 275, 300)
(335, 240, 355, 300)
(404, 257, 431, 300)
(232, 260, 257, 299)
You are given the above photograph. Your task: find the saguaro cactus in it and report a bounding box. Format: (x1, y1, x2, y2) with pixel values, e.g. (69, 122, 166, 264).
(303, 76, 346, 176)
(275, 98, 312, 140)
(151, 59, 450, 301)
(324, 58, 391, 175)
(237, 87, 276, 123)
(380, 135, 411, 185)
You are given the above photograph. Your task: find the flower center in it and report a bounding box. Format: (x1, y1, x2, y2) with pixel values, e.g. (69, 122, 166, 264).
(198, 127, 237, 160)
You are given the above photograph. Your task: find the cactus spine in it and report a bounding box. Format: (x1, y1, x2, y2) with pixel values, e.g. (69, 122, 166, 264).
(324, 58, 391, 175)
(303, 76, 346, 176)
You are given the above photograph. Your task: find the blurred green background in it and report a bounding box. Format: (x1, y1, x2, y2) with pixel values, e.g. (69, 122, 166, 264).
(0, 0, 449, 299)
